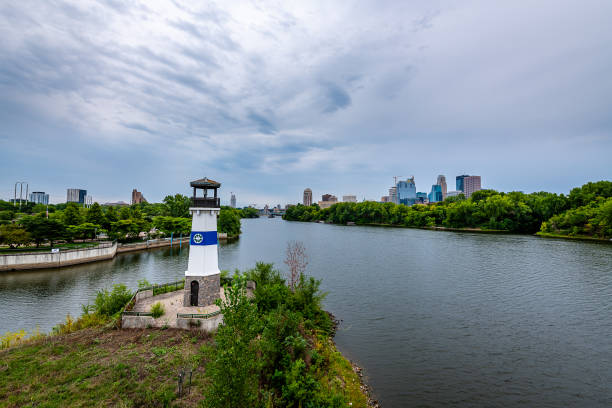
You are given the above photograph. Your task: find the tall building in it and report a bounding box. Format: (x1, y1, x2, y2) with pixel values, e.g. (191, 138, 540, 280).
(303, 188, 312, 206)
(230, 193, 236, 208)
(428, 185, 443, 203)
(456, 175, 469, 193)
(29, 191, 49, 205)
(342, 195, 357, 203)
(437, 175, 447, 199)
(389, 187, 397, 204)
(131, 189, 147, 205)
(463, 176, 482, 198)
(416, 192, 428, 204)
(318, 194, 338, 209)
(67, 188, 87, 204)
(397, 177, 417, 206)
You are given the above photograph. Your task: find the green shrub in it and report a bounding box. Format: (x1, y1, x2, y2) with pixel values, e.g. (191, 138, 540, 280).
(151, 302, 165, 318)
(94, 284, 133, 317)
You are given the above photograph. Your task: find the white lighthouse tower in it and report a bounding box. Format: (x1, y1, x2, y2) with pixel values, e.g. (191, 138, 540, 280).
(184, 178, 221, 307)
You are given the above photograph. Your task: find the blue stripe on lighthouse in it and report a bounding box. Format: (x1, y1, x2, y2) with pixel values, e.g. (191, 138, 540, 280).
(190, 231, 218, 246)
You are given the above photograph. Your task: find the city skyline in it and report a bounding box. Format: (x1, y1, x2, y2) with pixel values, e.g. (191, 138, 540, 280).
(1, 1, 611, 205)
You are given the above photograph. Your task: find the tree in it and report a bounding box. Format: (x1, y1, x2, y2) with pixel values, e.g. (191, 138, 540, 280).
(284, 241, 308, 291)
(63, 203, 82, 226)
(19, 216, 66, 247)
(86, 202, 105, 225)
(119, 206, 131, 220)
(0, 224, 31, 248)
(218, 208, 241, 236)
(163, 194, 191, 218)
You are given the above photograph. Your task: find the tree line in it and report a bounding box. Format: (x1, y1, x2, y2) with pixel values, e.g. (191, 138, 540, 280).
(0, 194, 253, 249)
(283, 181, 612, 239)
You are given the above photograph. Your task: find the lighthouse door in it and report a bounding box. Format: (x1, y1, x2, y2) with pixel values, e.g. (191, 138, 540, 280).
(190, 281, 199, 306)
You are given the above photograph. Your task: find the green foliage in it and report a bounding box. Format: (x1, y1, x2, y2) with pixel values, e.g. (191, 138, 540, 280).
(541, 197, 612, 238)
(153, 216, 191, 236)
(86, 202, 106, 225)
(150, 302, 165, 318)
(63, 202, 83, 226)
(568, 180, 612, 208)
(204, 263, 340, 407)
(240, 207, 259, 218)
(162, 194, 191, 218)
(93, 284, 133, 317)
(66, 222, 100, 241)
(18, 216, 66, 247)
(0, 224, 31, 248)
(218, 207, 242, 236)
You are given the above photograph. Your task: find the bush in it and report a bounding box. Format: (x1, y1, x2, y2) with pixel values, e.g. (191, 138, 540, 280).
(94, 284, 133, 317)
(151, 302, 165, 318)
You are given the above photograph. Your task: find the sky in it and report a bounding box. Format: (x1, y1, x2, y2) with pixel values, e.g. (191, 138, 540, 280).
(1, 0, 611, 206)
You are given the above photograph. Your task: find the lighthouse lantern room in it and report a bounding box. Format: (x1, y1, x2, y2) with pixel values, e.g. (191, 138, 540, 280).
(183, 177, 222, 307)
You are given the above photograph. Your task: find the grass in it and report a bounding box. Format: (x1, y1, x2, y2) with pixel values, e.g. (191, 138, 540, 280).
(0, 326, 212, 408)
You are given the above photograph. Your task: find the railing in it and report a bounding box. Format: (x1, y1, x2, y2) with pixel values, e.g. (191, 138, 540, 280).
(191, 197, 220, 208)
(122, 279, 184, 315)
(177, 310, 222, 319)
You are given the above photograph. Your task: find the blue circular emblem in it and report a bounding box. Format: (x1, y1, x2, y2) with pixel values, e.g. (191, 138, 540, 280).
(193, 233, 204, 244)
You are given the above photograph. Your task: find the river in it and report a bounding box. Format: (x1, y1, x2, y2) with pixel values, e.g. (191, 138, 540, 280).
(1, 218, 611, 407)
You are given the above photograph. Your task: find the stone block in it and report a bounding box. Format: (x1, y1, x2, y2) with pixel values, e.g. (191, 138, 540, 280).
(183, 274, 220, 307)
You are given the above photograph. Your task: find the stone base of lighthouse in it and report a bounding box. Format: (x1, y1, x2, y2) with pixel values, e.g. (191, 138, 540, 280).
(183, 274, 221, 307)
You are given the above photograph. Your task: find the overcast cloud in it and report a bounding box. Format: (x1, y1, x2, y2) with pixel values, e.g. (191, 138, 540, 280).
(1, 0, 611, 205)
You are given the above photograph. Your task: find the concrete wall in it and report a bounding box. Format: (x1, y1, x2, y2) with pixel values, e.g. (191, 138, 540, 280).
(0, 242, 117, 271)
(117, 238, 190, 253)
(122, 313, 223, 332)
(135, 289, 154, 302)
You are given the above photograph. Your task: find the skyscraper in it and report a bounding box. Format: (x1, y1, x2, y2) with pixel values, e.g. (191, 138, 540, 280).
(428, 185, 443, 203)
(29, 191, 49, 205)
(389, 187, 397, 204)
(416, 192, 428, 204)
(303, 188, 312, 206)
(456, 175, 469, 192)
(230, 193, 236, 208)
(437, 175, 447, 199)
(67, 188, 87, 204)
(397, 177, 417, 206)
(463, 176, 482, 198)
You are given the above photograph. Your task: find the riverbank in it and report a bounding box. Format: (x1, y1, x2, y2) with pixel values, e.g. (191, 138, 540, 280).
(535, 231, 612, 243)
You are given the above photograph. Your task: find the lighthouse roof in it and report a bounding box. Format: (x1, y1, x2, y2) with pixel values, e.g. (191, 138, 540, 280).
(190, 178, 221, 188)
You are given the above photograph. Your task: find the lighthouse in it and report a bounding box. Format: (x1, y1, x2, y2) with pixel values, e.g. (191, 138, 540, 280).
(184, 178, 221, 307)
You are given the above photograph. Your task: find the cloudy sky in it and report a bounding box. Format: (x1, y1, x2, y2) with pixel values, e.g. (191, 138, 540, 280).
(1, 0, 611, 206)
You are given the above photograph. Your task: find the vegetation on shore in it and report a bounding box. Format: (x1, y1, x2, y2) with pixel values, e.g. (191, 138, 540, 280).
(284, 181, 612, 240)
(1, 263, 369, 407)
(0, 193, 251, 250)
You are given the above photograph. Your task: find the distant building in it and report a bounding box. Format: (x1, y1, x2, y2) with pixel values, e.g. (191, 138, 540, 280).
(342, 195, 357, 203)
(230, 193, 236, 208)
(437, 175, 447, 199)
(428, 185, 443, 203)
(29, 191, 49, 205)
(456, 175, 469, 193)
(131, 189, 147, 205)
(463, 176, 482, 198)
(381, 196, 390, 203)
(103, 201, 130, 206)
(389, 187, 397, 205)
(318, 194, 338, 209)
(447, 190, 462, 197)
(397, 177, 417, 206)
(303, 188, 312, 206)
(416, 192, 428, 204)
(67, 188, 87, 204)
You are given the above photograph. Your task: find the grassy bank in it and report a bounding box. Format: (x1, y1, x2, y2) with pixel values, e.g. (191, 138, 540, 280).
(1, 265, 371, 408)
(536, 232, 612, 243)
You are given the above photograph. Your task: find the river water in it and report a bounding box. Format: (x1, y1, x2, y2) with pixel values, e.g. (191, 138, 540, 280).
(1, 218, 611, 407)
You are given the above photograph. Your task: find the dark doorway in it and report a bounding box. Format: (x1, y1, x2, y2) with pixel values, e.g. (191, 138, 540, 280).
(190, 280, 199, 306)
